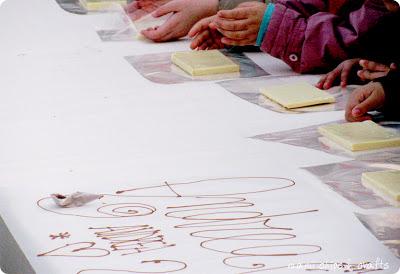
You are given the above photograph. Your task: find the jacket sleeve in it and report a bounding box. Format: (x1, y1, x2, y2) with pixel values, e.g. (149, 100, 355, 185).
(219, 0, 264, 10)
(260, 0, 389, 73)
(376, 70, 400, 120)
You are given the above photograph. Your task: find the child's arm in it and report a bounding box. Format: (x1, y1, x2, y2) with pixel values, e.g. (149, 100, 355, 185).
(376, 70, 400, 120)
(260, 0, 390, 73)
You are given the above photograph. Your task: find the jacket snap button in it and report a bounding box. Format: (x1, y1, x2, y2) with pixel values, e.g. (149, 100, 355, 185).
(289, 54, 298, 62)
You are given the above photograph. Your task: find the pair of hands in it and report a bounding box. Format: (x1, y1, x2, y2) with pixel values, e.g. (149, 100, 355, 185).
(317, 59, 396, 122)
(126, 0, 267, 45)
(125, 0, 218, 42)
(189, 2, 267, 49)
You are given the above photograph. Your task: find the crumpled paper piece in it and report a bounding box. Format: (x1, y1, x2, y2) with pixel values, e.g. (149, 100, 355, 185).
(51, 192, 103, 208)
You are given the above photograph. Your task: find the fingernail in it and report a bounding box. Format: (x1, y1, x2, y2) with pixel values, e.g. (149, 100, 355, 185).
(352, 108, 361, 116)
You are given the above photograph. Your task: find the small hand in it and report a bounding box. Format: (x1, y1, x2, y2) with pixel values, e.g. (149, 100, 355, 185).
(213, 2, 267, 46)
(383, 0, 399, 12)
(316, 58, 361, 90)
(357, 59, 394, 81)
(345, 81, 386, 122)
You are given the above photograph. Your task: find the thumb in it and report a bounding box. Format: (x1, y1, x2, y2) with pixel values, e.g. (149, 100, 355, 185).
(152, 1, 179, 17)
(352, 85, 383, 117)
(188, 16, 213, 37)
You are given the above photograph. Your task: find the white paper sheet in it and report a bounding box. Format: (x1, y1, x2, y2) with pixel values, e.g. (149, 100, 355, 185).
(1, 171, 399, 274)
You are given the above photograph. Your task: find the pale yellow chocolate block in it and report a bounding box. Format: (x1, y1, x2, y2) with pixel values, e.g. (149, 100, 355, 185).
(362, 170, 400, 202)
(171, 50, 240, 76)
(81, 0, 126, 11)
(318, 120, 400, 151)
(260, 82, 335, 109)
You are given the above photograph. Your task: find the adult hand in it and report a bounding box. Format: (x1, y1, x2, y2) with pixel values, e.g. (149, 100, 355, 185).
(141, 0, 219, 42)
(189, 15, 224, 50)
(345, 82, 386, 122)
(212, 2, 267, 46)
(125, 0, 170, 20)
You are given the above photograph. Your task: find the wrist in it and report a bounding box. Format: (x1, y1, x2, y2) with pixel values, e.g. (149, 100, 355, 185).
(206, 0, 219, 16)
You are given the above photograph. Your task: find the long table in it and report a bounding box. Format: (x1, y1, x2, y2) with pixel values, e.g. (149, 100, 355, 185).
(0, 0, 399, 273)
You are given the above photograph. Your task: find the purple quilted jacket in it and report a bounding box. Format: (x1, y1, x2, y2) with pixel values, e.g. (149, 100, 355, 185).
(261, 0, 390, 73)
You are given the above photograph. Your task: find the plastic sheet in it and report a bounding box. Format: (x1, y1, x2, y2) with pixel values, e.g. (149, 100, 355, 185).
(303, 160, 400, 209)
(124, 49, 269, 84)
(356, 211, 400, 258)
(55, 0, 87, 14)
(93, 5, 172, 41)
(92, 3, 139, 41)
(54, 0, 129, 14)
(124, 0, 160, 21)
(218, 76, 355, 114)
(133, 12, 172, 34)
(253, 121, 400, 160)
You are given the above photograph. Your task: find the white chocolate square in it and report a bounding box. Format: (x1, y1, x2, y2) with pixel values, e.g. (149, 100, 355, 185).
(260, 82, 335, 109)
(318, 120, 400, 151)
(171, 50, 240, 76)
(81, 0, 126, 11)
(362, 170, 400, 203)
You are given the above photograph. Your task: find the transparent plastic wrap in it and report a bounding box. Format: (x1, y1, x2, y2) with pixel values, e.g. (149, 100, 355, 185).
(91, 3, 138, 41)
(218, 76, 355, 113)
(303, 160, 400, 209)
(91, 3, 171, 42)
(356, 211, 400, 258)
(253, 121, 400, 161)
(124, 0, 163, 21)
(56, 0, 128, 14)
(124, 49, 269, 84)
(55, 0, 87, 14)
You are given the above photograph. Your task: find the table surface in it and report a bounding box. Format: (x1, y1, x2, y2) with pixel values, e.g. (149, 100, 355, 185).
(0, 0, 399, 273)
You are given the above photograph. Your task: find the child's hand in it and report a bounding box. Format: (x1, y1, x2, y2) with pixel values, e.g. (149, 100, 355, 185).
(140, 0, 219, 42)
(189, 15, 224, 50)
(345, 82, 386, 122)
(357, 59, 394, 81)
(212, 2, 267, 46)
(317, 59, 361, 90)
(317, 59, 394, 90)
(383, 0, 399, 12)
